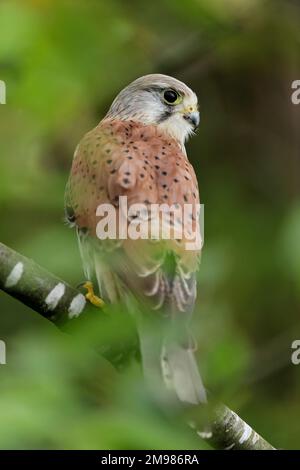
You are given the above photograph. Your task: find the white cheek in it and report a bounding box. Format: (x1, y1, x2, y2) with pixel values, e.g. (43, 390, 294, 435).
(158, 113, 192, 143)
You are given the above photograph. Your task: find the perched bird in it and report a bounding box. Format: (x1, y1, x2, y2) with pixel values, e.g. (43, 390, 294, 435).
(65, 74, 206, 404)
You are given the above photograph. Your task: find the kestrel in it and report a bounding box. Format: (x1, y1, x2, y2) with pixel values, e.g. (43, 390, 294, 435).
(65, 74, 206, 404)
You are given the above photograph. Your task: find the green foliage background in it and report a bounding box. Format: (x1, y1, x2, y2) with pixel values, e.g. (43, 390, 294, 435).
(0, 0, 300, 449)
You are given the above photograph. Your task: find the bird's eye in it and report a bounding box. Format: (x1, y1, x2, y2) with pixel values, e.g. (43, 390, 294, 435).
(163, 89, 182, 105)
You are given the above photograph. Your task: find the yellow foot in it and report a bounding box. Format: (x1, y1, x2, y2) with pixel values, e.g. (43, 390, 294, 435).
(82, 281, 105, 308)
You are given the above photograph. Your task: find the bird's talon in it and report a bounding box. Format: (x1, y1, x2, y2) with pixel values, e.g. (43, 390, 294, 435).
(82, 281, 105, 308)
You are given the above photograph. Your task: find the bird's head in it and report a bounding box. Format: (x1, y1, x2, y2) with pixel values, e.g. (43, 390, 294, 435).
(105, 74, 200, 145)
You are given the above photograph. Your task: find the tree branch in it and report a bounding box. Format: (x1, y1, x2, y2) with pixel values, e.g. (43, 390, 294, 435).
(0, 241, 275, 450)
(190, 404, 275, 450)
(0, 241, 97, 326)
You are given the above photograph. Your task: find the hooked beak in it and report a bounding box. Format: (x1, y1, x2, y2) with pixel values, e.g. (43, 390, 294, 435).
(183, 111, 200, 129)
